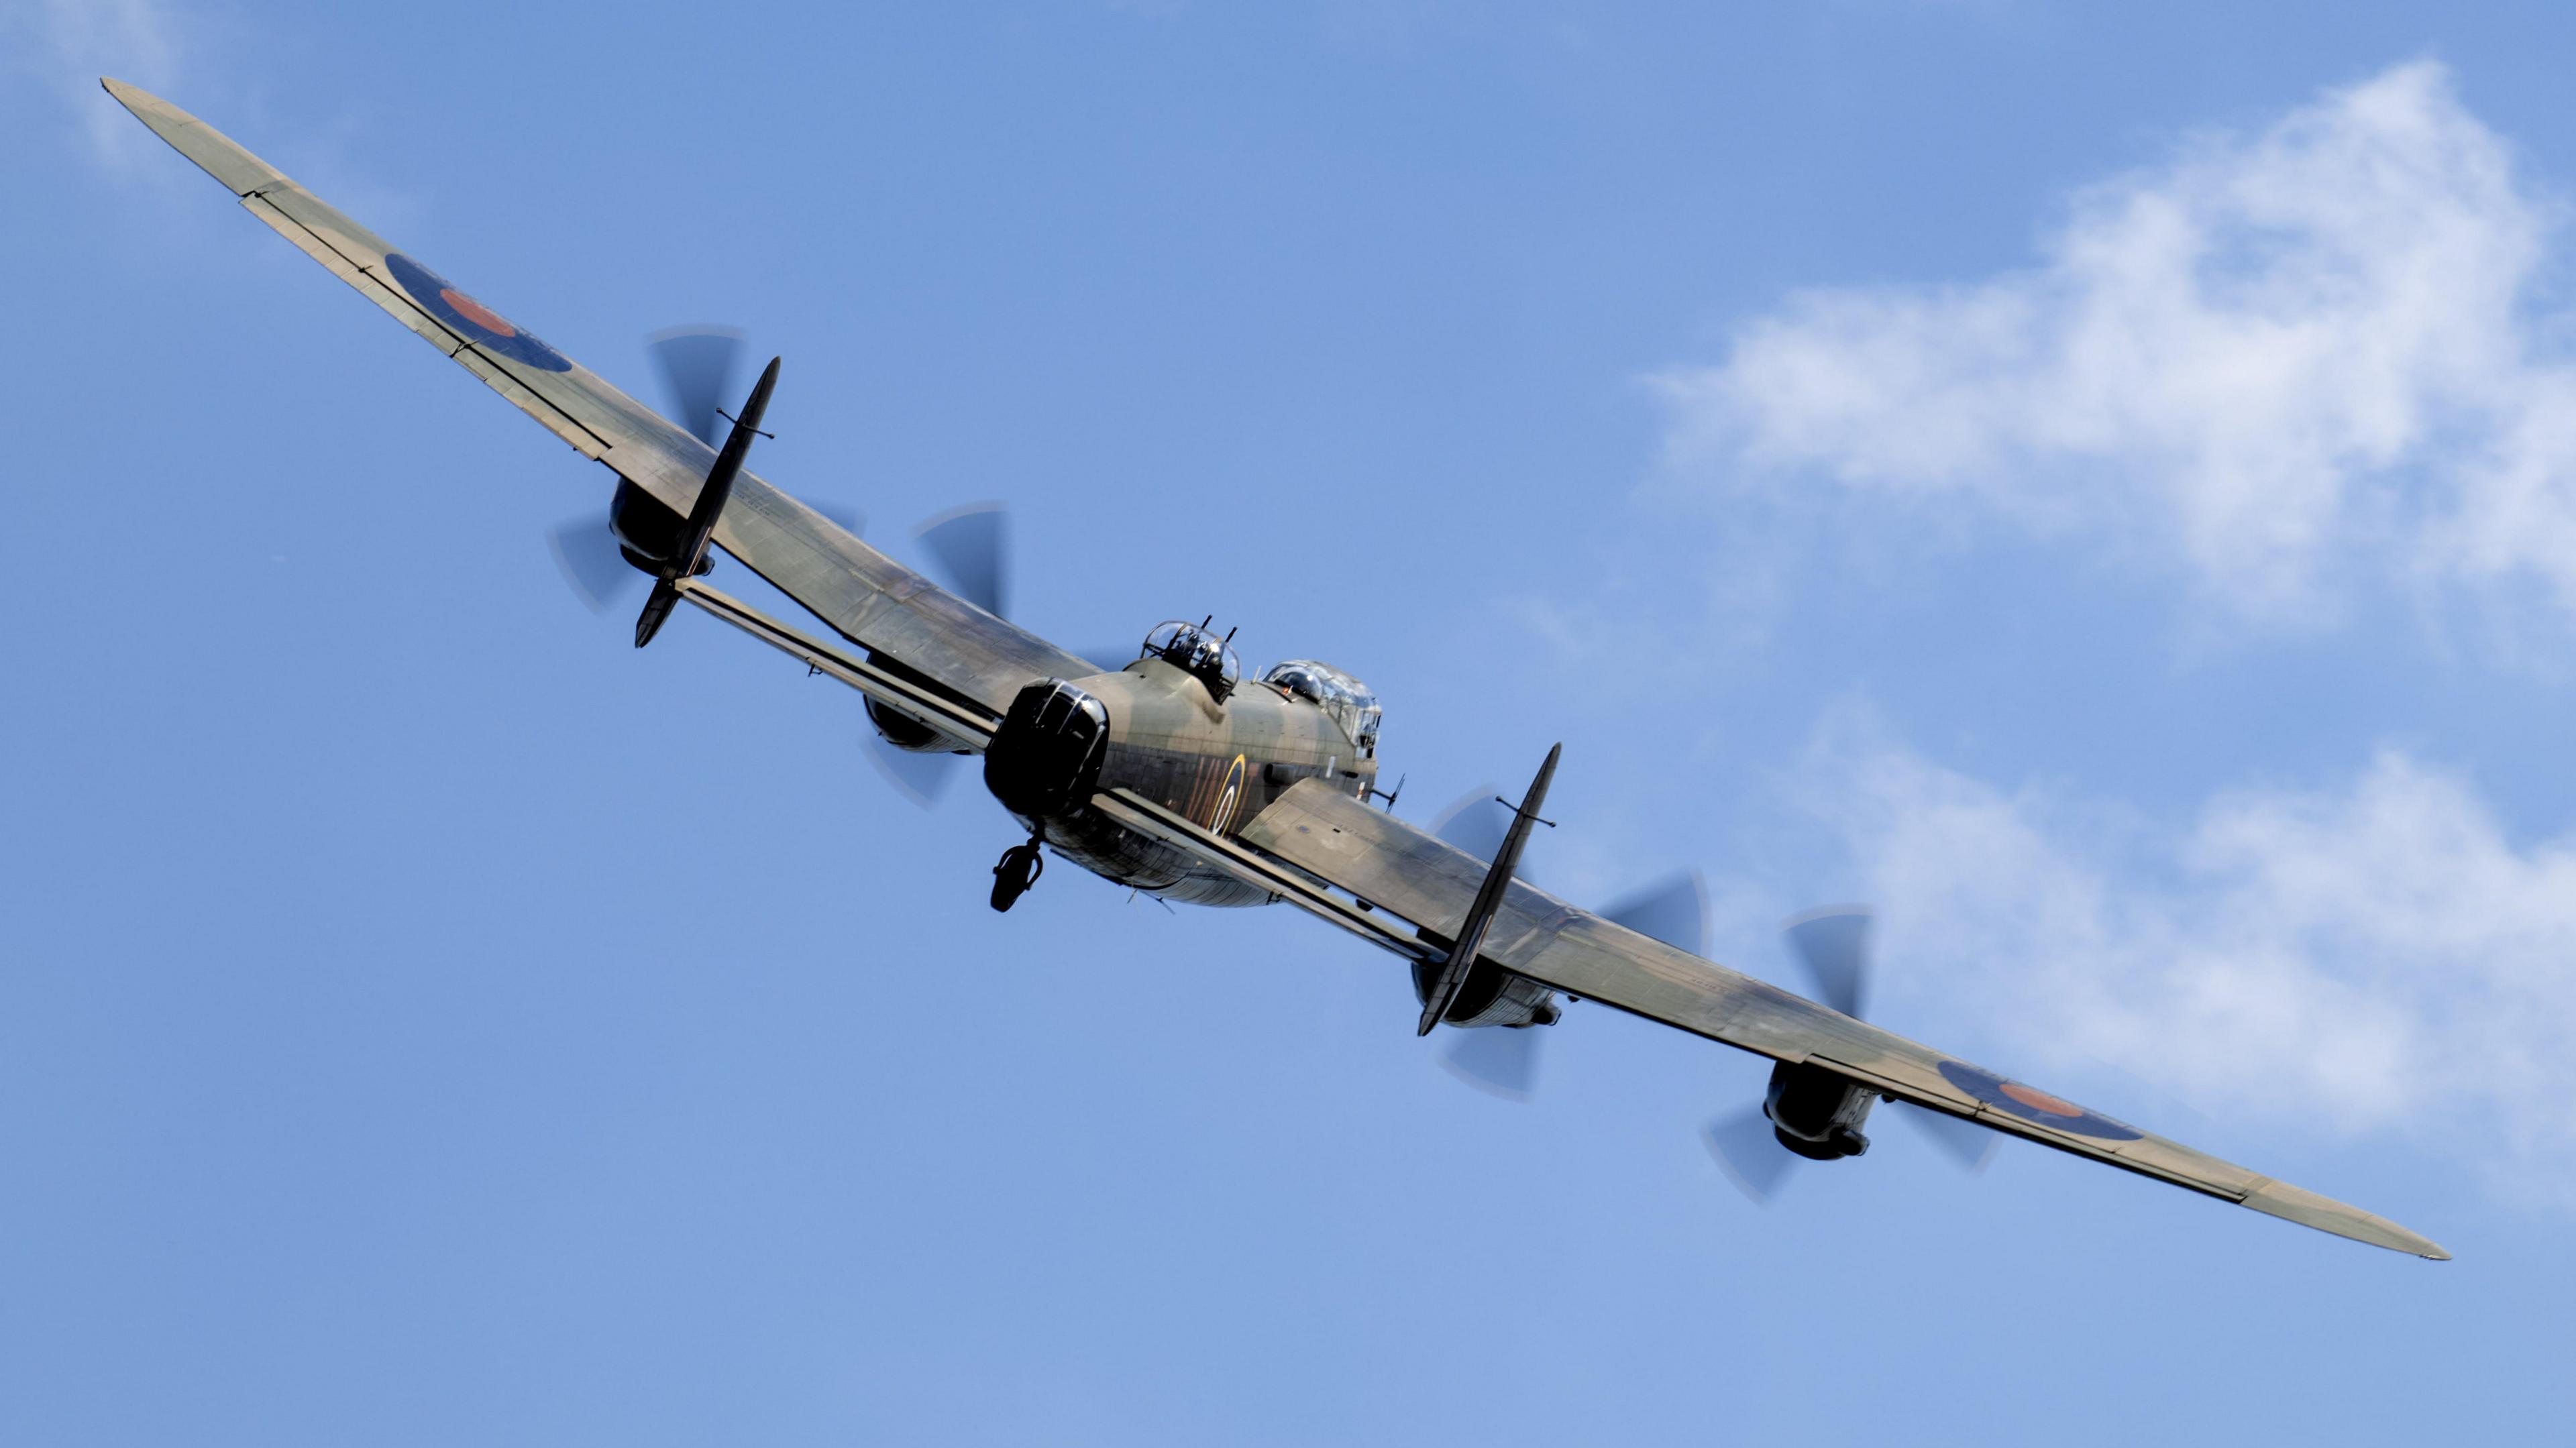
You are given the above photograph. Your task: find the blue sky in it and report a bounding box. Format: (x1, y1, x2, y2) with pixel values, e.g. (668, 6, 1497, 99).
(5, 1, 2569, 1442)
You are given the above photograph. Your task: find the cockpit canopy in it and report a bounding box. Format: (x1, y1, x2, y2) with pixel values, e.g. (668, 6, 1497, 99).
(1262, 659, 1382, 754)
(1141, 620, 1242, 701)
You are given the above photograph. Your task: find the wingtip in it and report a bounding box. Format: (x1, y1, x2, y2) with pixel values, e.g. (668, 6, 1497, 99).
(2240, 1178, 2450, 1260)
(92, 76, 287, 197)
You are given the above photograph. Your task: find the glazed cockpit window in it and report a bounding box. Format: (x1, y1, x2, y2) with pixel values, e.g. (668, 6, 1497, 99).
(1260, 659, 1382, 754)
(1142, 620, 1242, 700)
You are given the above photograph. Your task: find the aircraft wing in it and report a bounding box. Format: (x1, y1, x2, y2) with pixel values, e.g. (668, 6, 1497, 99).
(113, 79, 2439, 1260)
(104, 78, 1093, 726)
(1208, 779, 2447, 1260)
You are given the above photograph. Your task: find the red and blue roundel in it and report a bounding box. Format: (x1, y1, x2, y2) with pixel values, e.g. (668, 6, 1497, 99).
(1937, 1060, 2141, 1141)
(385, 253, 571, 372)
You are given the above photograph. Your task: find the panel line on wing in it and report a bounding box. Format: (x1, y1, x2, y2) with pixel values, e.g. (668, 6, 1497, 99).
(243, 188, 612, 456)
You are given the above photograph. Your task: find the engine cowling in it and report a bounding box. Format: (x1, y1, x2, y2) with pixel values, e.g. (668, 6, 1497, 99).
(983, 679, 1110, 821)
(858, 650, 977, 753)
(605, 476, 699, 574)
(1764, 1060, 1876, 1160)
(865, 695, 951, 753)
(1409, 956, 1560, 1028)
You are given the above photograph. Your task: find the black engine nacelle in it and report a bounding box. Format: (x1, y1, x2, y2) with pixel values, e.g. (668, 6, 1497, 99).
(866, 697, 949, 753)
(983, 679, 1110, 820)
(861, 651, 975, 754)
(1410, 956, 1561, 1028)
(1764, 1060, 1876, 1161)
(606, 476, 708, 576)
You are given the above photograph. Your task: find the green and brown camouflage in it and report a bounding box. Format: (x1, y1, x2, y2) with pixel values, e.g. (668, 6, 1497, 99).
(1025, 650, 1383, 907)
(105, 76, 2450, 1260)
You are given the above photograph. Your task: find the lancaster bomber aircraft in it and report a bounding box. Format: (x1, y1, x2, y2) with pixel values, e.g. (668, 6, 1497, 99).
(104, 78, 2447, 1260)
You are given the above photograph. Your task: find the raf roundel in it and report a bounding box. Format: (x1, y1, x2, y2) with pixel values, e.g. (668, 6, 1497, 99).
(1937, 1060, 2143, 1141)
(384, 253, 572, 372)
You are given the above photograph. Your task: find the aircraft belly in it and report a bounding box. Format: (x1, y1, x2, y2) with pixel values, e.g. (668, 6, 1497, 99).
(1033, 803, 1276, 907)
(1018, 734, 1364, 909)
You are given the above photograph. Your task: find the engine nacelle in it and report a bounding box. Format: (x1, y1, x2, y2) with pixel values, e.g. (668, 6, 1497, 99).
(606, 476, 706, 575)
(1764, 1060, 1875, 1161)
(865, 696, 951, 753)
(862, 651, 975, 753)
(1409, 956, 1560, 1028)
(983, 679, 1110, 821)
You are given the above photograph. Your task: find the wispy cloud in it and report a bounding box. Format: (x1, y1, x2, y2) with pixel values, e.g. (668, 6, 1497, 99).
(1799, 718, 2576, 1202)
(1657, 61, 2576, 632)
(7, 0, 181, 165)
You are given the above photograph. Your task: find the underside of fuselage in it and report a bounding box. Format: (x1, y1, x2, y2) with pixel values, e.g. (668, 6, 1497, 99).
(1024, 804, 1279, 907)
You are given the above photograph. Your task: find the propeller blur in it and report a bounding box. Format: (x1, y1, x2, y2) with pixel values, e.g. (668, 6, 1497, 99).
(107, 76, 2451, 1259)
(1428, 787, 1711, 1103)
(1706, 906, 2001, 1205)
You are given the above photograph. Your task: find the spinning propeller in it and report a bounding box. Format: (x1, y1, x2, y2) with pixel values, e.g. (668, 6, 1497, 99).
(1703, 906, 2001, 1204)
(541, 327, 1034, 807)
(1429, 787, 1711, 1102)
(859, 502, 1017, 807)
(546, 327, 861, 612)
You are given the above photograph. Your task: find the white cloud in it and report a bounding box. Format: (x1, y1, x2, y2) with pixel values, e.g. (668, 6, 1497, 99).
(1803, 724, 2576, 1201)
(7, 0, 181, 164)
(1658, 61, 2576, 626)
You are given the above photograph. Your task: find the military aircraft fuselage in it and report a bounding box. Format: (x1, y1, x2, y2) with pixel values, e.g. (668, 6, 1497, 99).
(102, 76, 2457, 1261)
(984, 657, 1379, 906)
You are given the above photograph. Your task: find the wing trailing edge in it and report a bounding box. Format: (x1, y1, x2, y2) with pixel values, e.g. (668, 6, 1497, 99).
(101, 77, 1100, 715)
(1234, 779, 2449, 1260)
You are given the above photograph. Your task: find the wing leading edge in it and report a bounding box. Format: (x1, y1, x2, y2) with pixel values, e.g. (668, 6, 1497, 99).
(113, 78, 2440, 1260)
(1232, 780, 2447, 1260)
(102, 78, 1094, 724)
